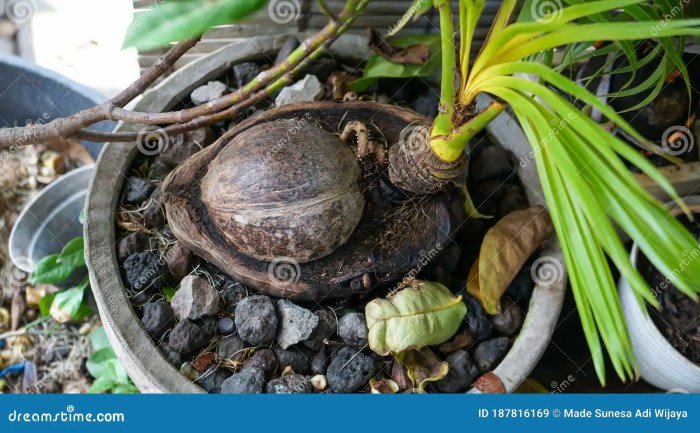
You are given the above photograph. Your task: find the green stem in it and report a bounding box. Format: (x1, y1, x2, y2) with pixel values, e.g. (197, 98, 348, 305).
(431, 0, 457, 138)
(110, 0, 367, 126)
(430, 100, 506, 161)
(316, 0, 336, 19)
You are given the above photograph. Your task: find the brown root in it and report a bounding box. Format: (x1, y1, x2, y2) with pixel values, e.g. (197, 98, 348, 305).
(340, 120, 387, 166)
(388, 125, 467, 195)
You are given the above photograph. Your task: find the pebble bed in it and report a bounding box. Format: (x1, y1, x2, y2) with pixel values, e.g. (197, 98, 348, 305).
(115, 48, 538, 394)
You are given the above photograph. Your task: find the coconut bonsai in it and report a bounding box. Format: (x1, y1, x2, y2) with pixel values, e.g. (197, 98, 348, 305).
(2, 0, 700, 387)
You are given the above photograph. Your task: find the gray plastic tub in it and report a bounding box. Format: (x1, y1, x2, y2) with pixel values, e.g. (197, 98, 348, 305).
(0, 54, 114, 159)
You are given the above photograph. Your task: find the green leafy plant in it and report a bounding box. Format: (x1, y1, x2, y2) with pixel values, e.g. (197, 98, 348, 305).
(30, 238, 136, 392)
(382, 0, 700, 384)
(87, 327, 139, 394)
(30, 237, 92, 323)
(124, 0, 268, 51)
(352, 34, 443, 90)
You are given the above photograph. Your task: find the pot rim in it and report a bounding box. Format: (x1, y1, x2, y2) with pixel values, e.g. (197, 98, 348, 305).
(620, 196, 700, 391)
(85, 34, 566, 394)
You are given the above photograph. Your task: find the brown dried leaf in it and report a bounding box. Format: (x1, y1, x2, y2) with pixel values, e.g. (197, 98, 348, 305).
(395, 348, 449, 392)
(327, 71, 355, 100)
(11, 290, 25, 331)
(25, 284, 58, 307)
(390, 361, 412, 391)
(477, 206, 552, 314)
(369, 29, 431, 65)
(44, 137, 95, 165)
(369, 378, 399, 394)
(466, 258, 482, 303)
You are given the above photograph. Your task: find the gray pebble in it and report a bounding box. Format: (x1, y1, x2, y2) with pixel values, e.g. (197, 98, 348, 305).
(337, 313, 368, 347)
(220, 281, 247, 307)
(273, 347, 312, 375)
(232, 62, 261, 88)
(168, 319, 216, 354)
(141, 302, 175, 338)
(326, 347, 374, 393)
(276, 299, 318, 349)
(473, 337, 511, 372)
(196, 366, 231, 394)
(165, 241, 191, 283)
(490, 299, 524, 336)
(435, 350, 479, 393)
(304, 310, 337, 350)
(274, 75, 323, 107)
(190, 81, 227, 105)
(171, 275, 220, 320)
(311, 345, 331, 375)
(221, 368, 265, 394)
(465, 295, 493, 341)
(123, 251, 165, 292)
(123, 176, 154, 204)
(235, 296, 278, 345)
(117, 232, 149, 261)
(159, 342, 184, 367)
(266, 374, 313, 394)
(217, 317, 236, 335)
(217, 334, 246, 360)
(242, 349, 277, 377)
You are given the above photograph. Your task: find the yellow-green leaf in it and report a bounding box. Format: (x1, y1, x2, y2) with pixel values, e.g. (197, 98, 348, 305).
(365, 281, 467, 355)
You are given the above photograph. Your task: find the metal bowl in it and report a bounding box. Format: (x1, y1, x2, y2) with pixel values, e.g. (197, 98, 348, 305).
(9, 165, 93, 275)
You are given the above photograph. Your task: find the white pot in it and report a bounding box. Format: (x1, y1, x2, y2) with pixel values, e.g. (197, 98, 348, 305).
(618, 196, 700, 392)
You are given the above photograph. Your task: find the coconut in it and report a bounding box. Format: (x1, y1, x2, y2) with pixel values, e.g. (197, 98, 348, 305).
(201, 120, 364, 263)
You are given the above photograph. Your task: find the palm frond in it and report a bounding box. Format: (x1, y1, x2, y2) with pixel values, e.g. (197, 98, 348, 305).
(445, 0, 700, 383)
